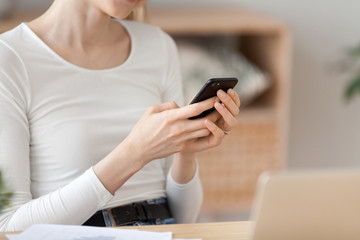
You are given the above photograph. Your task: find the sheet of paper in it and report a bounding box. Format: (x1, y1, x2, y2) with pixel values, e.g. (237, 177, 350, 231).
(174, 239, 202, 240)
(6, 224, 172, 240)
(6, 235, 202, 240)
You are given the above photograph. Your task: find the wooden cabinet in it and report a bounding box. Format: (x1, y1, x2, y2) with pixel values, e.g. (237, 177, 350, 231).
(0, 7, 291, 218)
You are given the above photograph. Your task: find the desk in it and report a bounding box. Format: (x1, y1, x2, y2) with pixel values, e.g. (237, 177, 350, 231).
(0, 221, 252, 240)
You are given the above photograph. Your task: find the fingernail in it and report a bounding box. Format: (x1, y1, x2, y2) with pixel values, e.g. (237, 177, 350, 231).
(215, 102, 223, 109)
(205, 119, 212, 126)
(228, 89, 235, 96)
(215, 97, 220, 102)
(218, 90, 226, 98)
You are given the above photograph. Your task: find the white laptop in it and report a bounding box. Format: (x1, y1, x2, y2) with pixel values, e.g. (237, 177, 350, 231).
(249, 169, 360, 240)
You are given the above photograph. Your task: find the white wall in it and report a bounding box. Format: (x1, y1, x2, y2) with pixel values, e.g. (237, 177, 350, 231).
(18, 0, 360, 169)
(243, 0, 360, 169)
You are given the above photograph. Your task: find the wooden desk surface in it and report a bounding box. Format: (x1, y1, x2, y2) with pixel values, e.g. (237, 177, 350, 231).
(0, 221, 252, 240)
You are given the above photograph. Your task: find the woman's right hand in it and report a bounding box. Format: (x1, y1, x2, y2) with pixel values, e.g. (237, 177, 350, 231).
(123, 97, 217, 166)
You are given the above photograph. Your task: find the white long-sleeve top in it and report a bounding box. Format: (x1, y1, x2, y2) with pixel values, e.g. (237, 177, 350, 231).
(0, 20, 203, 231)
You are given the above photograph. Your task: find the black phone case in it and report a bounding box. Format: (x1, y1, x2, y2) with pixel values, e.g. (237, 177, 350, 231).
(189, 78, 238, 119)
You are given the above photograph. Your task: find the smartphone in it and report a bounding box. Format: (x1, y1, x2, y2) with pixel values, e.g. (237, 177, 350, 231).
(189, 77, 238, 119)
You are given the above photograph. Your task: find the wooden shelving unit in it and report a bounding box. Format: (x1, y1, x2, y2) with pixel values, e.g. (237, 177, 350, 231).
(0, 7, 291, 216)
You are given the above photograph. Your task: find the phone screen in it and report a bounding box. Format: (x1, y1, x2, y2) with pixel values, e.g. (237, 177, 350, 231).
(189, 78, 238, 119)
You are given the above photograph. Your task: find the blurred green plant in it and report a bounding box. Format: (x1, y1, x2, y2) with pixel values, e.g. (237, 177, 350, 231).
(0, 171, 12, 212)
(341, 43, 360, 102)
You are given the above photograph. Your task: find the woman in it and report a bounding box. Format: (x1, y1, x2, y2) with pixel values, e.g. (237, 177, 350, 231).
(0, 0, 240, 231)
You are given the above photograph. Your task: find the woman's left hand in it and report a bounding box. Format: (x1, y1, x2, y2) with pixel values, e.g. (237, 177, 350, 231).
(171, 88, 240, 184)
(212, 88, 241, 137)
(181, 88, 241, 154)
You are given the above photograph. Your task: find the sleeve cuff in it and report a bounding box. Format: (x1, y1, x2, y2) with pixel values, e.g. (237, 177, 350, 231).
(87, 167, 113, 208)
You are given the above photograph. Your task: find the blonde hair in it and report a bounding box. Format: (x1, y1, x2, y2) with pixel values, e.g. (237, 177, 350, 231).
(126, 4, 148, 22)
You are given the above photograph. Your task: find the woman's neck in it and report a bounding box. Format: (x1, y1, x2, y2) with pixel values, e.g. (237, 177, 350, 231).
(27, 0, 131, 70)
(29, 0, 125, 51)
